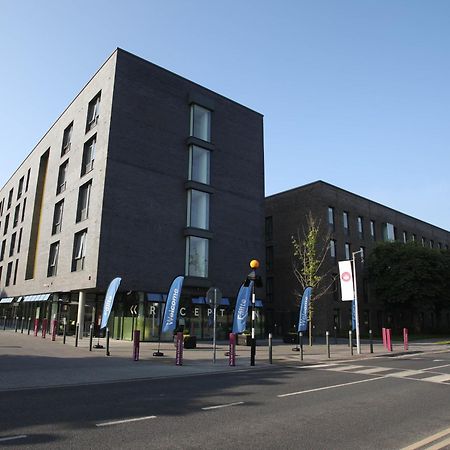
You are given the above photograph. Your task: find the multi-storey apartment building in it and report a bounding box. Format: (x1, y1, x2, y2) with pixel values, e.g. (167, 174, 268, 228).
(0, 49, 265, 340)
(265, 181, 450, 337)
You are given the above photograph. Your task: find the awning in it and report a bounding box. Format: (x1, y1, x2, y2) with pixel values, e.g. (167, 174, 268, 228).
(0, 297, 14, 304)
(16, 296, 24, 303)
(192, 297, 205, 304)
(146, 293, 166, 303)
(23, 293, 52, 303)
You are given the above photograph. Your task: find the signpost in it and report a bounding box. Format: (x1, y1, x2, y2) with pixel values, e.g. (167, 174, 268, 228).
(207, 287, 222, 364)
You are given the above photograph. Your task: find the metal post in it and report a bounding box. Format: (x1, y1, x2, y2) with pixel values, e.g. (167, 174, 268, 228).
(106, 327, 110, 356)
(326, 331, 330, 359)
(89, 323, 94, 351)
(3, 316, 6, 331)
(63, 318, 67, 344)
(300, 331, 304, 361)
(75, 323, 79, 347)
(269, 332, 273, 364)
(250, 284, 256, 366)
(27, 317, 32, 335)
(213, 302, 217, 364)
(20, 317, 25, 334)
(403, 328, 408, 351)
(334, 325, 337, 345)
(352, 251, 362, 355)
(349, 330, 353, 355)
(133, 330, 140, 361)
(369, 329, 373, 353)
(14, 316, 19, 332)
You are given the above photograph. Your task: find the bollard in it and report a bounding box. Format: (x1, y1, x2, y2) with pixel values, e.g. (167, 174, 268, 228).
(20, 317, 25, 334)
(3, 316, 6, 331)
(42, 319, 48, 338)
(75, 323, 79, 347)
(349, 330, 353, 355)
(63, 318, 67, 344)
(34, 318, 39, 337)
(133, 330, 140, 361)
(106, 327, 110, 356)
(403, 328, 408, 351)
(369, 329, 373, 354)
(14, 316, 19, 332)
(268, 332, 273, 364)
(300, 331, 304, 361)
(382, 327, 386, 348)
(27, 317, 32, 335)
(89, 323, 94, 351)
(334, 326, 337, 345)
(51, 319, 57, 341)
(175, 331, 183, 366)
(326, 331, 330, 359)
(229, 333, 236, 366)
(386, 328, 392, 352)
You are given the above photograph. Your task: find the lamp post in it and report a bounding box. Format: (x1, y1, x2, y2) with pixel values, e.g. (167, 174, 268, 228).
(351, 249, 364, 355)
(247, 259, 262, 367)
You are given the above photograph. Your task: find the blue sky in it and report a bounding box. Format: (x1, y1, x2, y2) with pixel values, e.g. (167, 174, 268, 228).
(1, 0, 449, 229)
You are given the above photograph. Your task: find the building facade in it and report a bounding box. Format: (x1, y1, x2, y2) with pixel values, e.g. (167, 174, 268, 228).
(265, 181, 450, 337)
(0, 49, 265, 341)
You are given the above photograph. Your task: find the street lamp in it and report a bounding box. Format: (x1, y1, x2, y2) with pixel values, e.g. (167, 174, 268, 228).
(351, 249, 364, 355)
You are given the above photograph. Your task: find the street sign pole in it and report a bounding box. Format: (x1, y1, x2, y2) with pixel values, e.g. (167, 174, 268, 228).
(207, 287, 222, 365)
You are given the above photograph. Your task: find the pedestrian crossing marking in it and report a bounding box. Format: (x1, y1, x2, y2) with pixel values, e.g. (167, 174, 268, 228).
(327, 365, 365, 372)
(353, 367, 392, 375)
(421, 374, 450, 383)
(386, 370, 423, 378)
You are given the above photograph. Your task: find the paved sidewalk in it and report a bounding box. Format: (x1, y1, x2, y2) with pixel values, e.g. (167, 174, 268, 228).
(0, 329, 448, 391)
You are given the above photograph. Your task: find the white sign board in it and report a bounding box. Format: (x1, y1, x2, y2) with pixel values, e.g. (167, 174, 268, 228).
(338, 260, 354, 301)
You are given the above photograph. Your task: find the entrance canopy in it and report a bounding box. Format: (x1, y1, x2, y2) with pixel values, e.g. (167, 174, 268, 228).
(23, 293, 52, 303)
(0, 297, 14, 304)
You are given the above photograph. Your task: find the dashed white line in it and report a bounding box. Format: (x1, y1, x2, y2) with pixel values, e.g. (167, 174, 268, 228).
(277, 377, 380, 397)
(96, 416, 157, 427)
(202, 402, 245, 410)
(0, 435, 27, 443)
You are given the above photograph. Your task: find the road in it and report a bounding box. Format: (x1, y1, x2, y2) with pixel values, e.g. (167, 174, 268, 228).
(1, 349, 450, 449)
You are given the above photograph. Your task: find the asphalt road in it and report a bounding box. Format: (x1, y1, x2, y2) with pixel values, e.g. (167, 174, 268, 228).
(1, 349, 450, 449)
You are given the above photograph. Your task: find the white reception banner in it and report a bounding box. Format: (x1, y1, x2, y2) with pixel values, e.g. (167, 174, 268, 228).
(338, 260, 354, 301)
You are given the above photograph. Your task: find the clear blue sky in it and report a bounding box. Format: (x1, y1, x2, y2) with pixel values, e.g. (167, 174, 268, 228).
(1, 0, 449, 229)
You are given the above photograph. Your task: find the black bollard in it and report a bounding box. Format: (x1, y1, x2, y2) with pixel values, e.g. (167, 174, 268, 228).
(63, 319, 67, 344)
(268, 333, 273, 364)
(369, 329, 373, 354)
(326, 331, 330, 359)
(14, 316, 19, 332)
(75, 323, 79, 347)
(106, 327, 110, 356)
(27, 317, 32, 335)
(89, 323, 94, 351)
(20, 317, 25, 334)
(3, 316, 6, 331)
(300, 331, 304, 361)
(334, 326, 337, 345)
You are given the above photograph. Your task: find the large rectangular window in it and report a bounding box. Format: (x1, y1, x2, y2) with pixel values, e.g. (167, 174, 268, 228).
(343, 212, 349, 235)
(17, 228, 22, 253)
(0, 239, 5, 262)
(21, 198, 26, 223)
(187, 189, 209, 230)
(188, 145, 210, 184)
(328, 207, 335, 230)
(76, 181, 92, 222)
(17, 176, 24, 200)
(9, 232, 16, 257)
(5, 261, 13, 286)
(382, 223, 395, 241)
(57, 161, 69, 195)
(7, 189, 13, 209)
(3, 214, 9, 235)
(86, 92, 101, 132)
(52, 200, 64, 235)
(345, 242, 351, 260)
(25, 168, 31, 192)
(185, 236, 208, 278)
(81, 136, 96, 176)
(190, 104, 211, 142)
(47, 241, 60, 277)
(330, 239, 337, 259)
(357, 216, 364, 238)
(370, 220, 376, 240)
(72, 229, 87, 272)
(61, 122, 73, 156)
(13, 204, 20, 228)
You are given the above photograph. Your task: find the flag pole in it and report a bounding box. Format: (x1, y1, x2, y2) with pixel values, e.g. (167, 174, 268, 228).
(352, 250, 363, 355)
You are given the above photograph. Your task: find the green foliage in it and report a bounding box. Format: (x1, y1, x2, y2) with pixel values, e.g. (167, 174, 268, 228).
(367, 242, 450, 311)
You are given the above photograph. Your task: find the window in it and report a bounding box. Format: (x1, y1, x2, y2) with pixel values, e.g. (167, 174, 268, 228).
(382, 223, 395, 241)
(13, 204, 20, 228)
(76, 181, 92, 222)
(266, 246, 274, 271)
(429, 240, 434, 249)
(72, 230, 87, 272)
(0, 266, 2, 285)
(52, 200, 64, 234)
(187, 189, 209, 230)
(9, 232, 16, 257)
(61, 122, 73, 156)
(190, 104, 211, 142)
(357, 216, 364, 238)
(421, 237, 426, 247)
(345, 243, 351, 260)
(3, 214, 9, 235)
(47, 241, 60, 277)
(13, 259, 18, 285)
(5, 261, 13, 286)
(0, 199, 3, 217)
(370, 220, 376, 240)
(0, 240, 5, 261)
(438, 242, 442, 249)
(7, 189, 13, 209)
(185, 236, 208, 278)
(412, 234, 417, 242)
(81, 136, 96, 176)
(17, 176, 24, 199)
(57, 161, 69, 194)
(25, 168, 31, 192)
(21, 198, 26, 222)
(403, 231, 408, 244)
(86, 92, 101, 132)
(328, 207, 335, 230)
(17, 228, 22, 253)
(188, 145, 210, 184)
(265, 217, 273, 241)
(330, 239, 336, 259)
(343, 212, 349, 235)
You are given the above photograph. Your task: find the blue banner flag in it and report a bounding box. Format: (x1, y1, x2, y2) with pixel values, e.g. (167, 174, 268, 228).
(161, 276, 184, 334)
(100, 277, 122, 329)
(232, 282, 253, 334)
(298, 287, 312, 332)
(351, 299, 356, 331)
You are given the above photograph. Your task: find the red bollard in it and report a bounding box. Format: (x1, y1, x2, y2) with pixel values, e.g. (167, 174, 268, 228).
(386, 328, 392, 352)
(382, 327, 386, 348)
(34, 319, 39, 337)
(133, 330, 140, 361)
(42, 319, 48, 339)
(403, 328, 408, 351)
(175, 332, 183, 366)
(51, 320, 57, 341)
(229, 333, 236, 366)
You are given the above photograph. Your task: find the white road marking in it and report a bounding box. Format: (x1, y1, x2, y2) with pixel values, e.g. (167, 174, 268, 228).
(422, 363, 450, 371)
(353, 367, 393, 375)
(96, 416, 156, 427)
(327, 365, 365, 372)
(433, 359, 445, 362)
(421, 374, 450, 383)
(0, 435, 27, 443)
(277, 377, 380, 397)
(301, 364, 338, 369)
(400, 426, 450, 450)
(386, 370, 423, 378)
(202, 401, 244, 410)
(426, 435, 450, 450)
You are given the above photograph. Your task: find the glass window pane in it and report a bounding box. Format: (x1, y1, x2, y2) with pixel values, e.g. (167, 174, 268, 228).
(186, 236, 208, 277)
(187, 190, 209, 230)
(191, 105, 211, 142)
(189, 146, 210, 184)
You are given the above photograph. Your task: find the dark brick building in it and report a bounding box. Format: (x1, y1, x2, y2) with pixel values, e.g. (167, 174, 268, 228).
(265, 181, 450, 337)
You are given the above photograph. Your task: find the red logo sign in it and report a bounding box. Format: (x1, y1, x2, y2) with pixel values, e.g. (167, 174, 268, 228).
(341, 271, 352, 282)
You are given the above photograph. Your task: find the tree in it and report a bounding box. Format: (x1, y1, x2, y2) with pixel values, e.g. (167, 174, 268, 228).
(291, 212, 333, 345)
